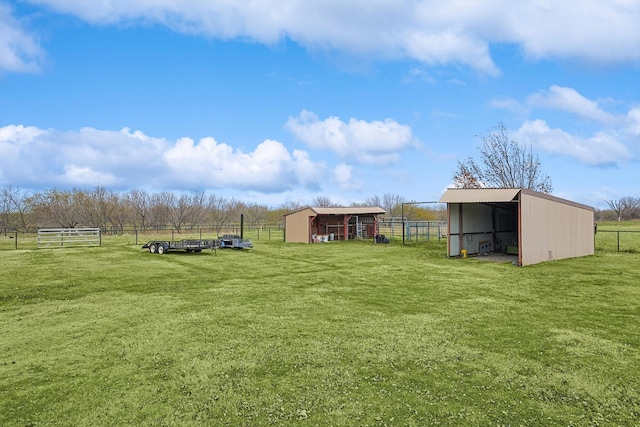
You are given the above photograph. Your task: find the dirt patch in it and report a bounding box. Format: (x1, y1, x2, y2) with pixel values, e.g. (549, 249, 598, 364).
(472, 252, 518, 264)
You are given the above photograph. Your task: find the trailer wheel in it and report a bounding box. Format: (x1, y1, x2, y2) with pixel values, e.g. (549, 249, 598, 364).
(158, 244, 166, 255)
(149, 243, 157, 254)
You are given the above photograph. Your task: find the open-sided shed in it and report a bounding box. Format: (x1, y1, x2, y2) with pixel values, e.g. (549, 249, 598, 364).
(439, 188, 595, 266)
(284, 206, 387, 243)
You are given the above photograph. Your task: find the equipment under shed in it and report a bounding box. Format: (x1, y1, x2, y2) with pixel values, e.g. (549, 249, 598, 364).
(284, 206, 387, 243)
(439, 188, 595, 266)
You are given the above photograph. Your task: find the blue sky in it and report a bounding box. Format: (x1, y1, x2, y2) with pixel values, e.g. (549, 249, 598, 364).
(1, 0, 639, 209)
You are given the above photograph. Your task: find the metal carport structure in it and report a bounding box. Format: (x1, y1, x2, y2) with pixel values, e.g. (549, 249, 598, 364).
(439, 188, 595, 266)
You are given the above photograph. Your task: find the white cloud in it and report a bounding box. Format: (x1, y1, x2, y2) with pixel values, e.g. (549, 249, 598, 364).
(0, 124, 44, 144)
(63, 165, 119, 186)
(493, 86, 640, 164)
(514, 120, 631, 166)
(0, 125, 170, 187)
(163, 137, 324, 192)
(404, 67, 437, 84)
(490, 97, 524, 112)
(402, 28, 499, 76)
(527, 86, 618, 124)
(332, 163, 361, 191)
(0, 3, 45, 73)
(20, 0, 640, 75)
(285, 110, 417, 165)
(0, 124, 323, 192)
(627, 107, 640, 136)
(502, 0, 640, 65)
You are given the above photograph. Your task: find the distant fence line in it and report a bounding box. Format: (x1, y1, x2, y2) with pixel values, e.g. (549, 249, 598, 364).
(2, 225, 640, 253)
(0, 225, 284, 250)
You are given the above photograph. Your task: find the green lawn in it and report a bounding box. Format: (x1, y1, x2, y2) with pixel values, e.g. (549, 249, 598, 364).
(1, 238, 639, 426)
(595, 221, 640, 253)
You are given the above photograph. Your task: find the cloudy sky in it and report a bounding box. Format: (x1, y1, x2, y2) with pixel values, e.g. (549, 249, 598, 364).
(1, 0, 639, 208)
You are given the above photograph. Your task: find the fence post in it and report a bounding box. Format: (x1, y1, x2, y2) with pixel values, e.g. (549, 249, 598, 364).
(15, 231, 18, 250)
(617, 231, 620, 252)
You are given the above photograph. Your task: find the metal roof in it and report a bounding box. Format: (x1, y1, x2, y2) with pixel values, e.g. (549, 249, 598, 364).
(438, 188, 521, 203)
(284, 206, 387, 216)
(311, 207, 387, 215)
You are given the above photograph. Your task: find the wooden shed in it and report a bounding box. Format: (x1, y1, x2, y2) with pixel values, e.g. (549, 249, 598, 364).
(284, 207, 387, 243)
(439, 188, 595, 266)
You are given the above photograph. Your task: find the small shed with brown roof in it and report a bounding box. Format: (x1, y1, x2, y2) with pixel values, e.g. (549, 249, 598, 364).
(439, 188, 595, 266)
(284, 206, 387, 243)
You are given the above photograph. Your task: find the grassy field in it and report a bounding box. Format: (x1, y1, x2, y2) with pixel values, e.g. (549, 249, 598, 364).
(1, 237, 639, 426)
(595, 221, 640, 253)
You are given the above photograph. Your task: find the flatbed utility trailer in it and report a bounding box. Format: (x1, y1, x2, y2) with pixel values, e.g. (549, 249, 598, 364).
(142, 239, 218, 254)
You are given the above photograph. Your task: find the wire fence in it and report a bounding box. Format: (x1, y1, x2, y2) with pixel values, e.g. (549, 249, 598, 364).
(594, 230, 640, 253)
(2, 225, 639, 253)
(0, 225, 284, 251)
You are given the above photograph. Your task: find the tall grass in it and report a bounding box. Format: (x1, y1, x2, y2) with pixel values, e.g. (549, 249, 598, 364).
(1, 238, 639, 425)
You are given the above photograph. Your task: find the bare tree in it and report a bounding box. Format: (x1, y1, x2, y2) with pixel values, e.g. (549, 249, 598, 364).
(381, 193, 405, 218)
(187, 191, 208, 229)
(312, 196, 335, 207)
(453, 122, 552, 193)
(622, 197, 640, 220)
(127, 188, 151, 230)
(605, 199, 625, 222)
(207, 194, 231, 234)
(102, 190, 129, 234)
(165, 191, 208, 232)
(280, 200, 303, 212)
(167, 193, 196, 232)
(225, 198, 245, 224)
(1, 186, 35, 231)
(353, 193, 404, 216)
(72, 186, 119, 230)
(243, 203, 269, 227)
(362, 195, 382, 207)
(607, 197, 640, 221)
(0, 186, 10, 230)
(32, 189, 79, 228)
(149, 191, 172, 230)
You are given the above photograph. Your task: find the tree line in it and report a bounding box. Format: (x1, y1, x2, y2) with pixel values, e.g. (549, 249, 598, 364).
(0, 185, 445, 233)
(603, 197, 640, 222)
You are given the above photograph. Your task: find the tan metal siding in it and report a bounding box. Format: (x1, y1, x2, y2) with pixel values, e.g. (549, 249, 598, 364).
(520, 193, 594, 266)
(284, 206, 387, 243)
(284, 208, 314, 243)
